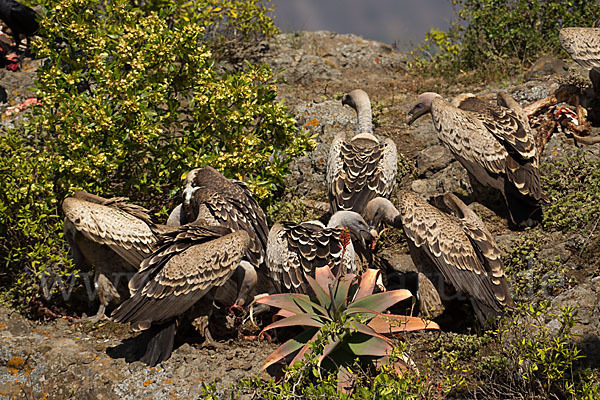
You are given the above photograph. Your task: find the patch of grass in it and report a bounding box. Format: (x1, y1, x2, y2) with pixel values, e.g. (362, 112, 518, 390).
(503, 229, 573, 302)
(266, 192, 328, 225)
(413, 303, 598, 399)
(542, 153, 600, 234)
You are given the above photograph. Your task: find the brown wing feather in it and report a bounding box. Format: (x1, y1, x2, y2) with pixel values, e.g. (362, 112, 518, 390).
(456, 96, 535, 160)
(182, 167, 268, 268)
(399, 191, 508, 314)
(62, 195, 157, 266)
(559, 27, 600, 70)
(112, 227, 249, 328)
(328, 140, 395, 214)
(431, 97, 507, 177)
(267, 222, 353, 294)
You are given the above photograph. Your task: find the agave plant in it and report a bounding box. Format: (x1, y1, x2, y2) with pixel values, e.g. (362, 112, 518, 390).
(257, 266, 439, 383)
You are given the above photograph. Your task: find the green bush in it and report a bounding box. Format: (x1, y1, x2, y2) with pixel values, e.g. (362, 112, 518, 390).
(0, 0, 315, 310)
(424, 304, 599, 399)
(139, 0, 277, 50)
(415, 0, 600, 77)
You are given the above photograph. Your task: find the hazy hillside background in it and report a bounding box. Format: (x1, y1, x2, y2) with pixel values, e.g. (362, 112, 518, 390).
(272, 0, 455, 49)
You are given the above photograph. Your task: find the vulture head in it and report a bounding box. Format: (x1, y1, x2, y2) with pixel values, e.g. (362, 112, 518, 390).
(407, 92, 441, 125)
(328, 210, 378, 250)
(362, 197, 400, 232)
(342, 89, 371, 111)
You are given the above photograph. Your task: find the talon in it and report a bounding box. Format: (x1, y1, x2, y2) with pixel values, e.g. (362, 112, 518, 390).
(228, 303, 245, 316)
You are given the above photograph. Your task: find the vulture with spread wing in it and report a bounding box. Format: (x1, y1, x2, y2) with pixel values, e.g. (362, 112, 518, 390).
(112, 224, 250, 366)
(166, 166, 270, 306)
(408, 92, 546, 227)
(267, 211, 376, 295)
(62, 191, 166, 322)
(363, 191, 514, 325)
(327, 89, 397, 214)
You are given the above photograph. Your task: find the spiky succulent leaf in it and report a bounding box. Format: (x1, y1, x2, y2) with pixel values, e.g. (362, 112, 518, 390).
(347, 289, 413, 314)
(275, 309, 296, 318)
(262, 328, 319, 370)
(318, 333, 343, 367)
(289, 329, 321, 366)
(262, 313, 326, 332)
(305, 274, 332, 309)
(332, 273, 355, 315)
(314, 265, 335, 292)
(367, 314, 440, 334)
(345, 333, 393, 357)
(354, 268, 379, 301)
(257, 293, 328, 316)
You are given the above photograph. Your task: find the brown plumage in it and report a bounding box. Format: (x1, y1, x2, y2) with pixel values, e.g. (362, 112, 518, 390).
(363, 193, 514, 325)
(327, 89, 397, 214)
(112, 224, 250, 366)
(267, 211, 375, 294)
(62, 191, 164, 321)
(559, 26, 600, 70)
(408, 92, 546, 227)
(167, 166, 270, 305)
(559, 25, 600, 94)
(175, 166, 268, 269)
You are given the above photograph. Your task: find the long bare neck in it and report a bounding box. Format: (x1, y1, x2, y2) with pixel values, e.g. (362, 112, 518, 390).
(356, 101, 372, 134)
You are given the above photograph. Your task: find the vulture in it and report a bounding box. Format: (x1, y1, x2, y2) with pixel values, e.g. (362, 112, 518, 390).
(0, 0, 40, 50)
(112, 224, 250, 366)
(408, 92, 546, 228)
(363, 191, 514, 325)
(62, 191, 165, 322)
(166, 166, 270, 306)
(559, 21, 600, 94)
(267, 211, 376, 294)
(327, 89, 397, 214)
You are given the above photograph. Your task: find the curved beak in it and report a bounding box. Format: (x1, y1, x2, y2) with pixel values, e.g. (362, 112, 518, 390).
(368, 228, 379, 250)
(341, 94, 351, 107)
(407, 105, 425, 125)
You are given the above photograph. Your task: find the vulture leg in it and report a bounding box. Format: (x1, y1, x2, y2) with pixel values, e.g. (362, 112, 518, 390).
(590, 68, 600, 97)
(244, 293, 271, 326)
(417, 272, 445, 319)
(80, 272, 120, 323)
(140, 320, 178, 366)
(192, 313, 220, 348)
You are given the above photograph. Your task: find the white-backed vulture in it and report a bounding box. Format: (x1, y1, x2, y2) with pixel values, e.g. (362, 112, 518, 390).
(167, 166, 270, 306)
(111, 224, 250, 366)
(559, 22, 600, 94)
(62, 191, 166, 322)
(327, 89, 397, 214)
(267, 211, 376, 294)
(408, 92, 546, 227)
(363, 192, 514, 325)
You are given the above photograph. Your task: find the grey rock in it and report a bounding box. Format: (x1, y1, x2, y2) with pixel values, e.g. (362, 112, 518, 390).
(416, 144, 453, 177)
(525, 56, 569, 80)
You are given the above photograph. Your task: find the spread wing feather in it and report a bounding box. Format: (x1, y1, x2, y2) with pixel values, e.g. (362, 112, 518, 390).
(62, 194, 157, 267)
(267, 222, 355, 294)
(112, 226, 249, 328)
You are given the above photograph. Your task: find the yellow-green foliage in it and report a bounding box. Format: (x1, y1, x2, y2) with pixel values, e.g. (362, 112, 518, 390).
(415, 0, 600, 77)
(0, 0, 315, 309)
(141, 0, 277, 48)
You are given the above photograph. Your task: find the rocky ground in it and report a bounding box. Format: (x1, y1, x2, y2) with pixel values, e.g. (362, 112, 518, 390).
(1, 30, 599, 398)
